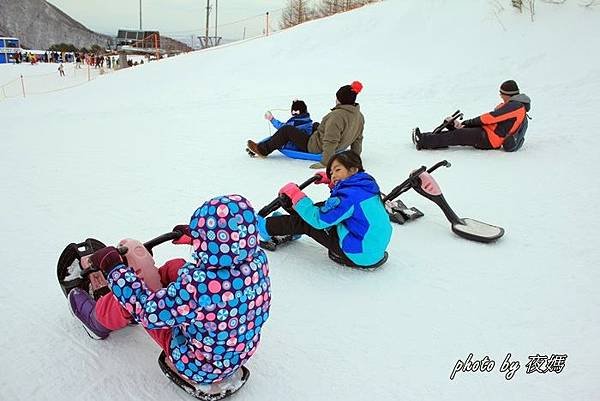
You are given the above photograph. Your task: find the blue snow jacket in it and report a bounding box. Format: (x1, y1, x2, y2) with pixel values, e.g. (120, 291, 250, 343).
(270, 112, 313, 135)
(107, 195, 271, 384)
(294, 172, 392, 266)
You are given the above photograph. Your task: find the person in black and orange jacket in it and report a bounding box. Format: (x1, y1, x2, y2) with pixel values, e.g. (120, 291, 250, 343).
(413, 80, 531, 151)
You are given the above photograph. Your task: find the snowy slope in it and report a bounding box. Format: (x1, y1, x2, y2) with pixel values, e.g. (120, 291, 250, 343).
(1, 1, 599, 400)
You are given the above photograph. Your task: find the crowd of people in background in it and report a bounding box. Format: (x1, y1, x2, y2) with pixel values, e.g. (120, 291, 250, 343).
(13, 49, 150, 77)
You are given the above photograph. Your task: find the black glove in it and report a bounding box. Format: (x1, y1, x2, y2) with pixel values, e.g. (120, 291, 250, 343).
(90, 246, 123, 274)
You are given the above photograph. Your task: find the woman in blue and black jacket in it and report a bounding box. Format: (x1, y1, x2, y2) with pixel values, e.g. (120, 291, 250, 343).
(257, 150, 392, 267)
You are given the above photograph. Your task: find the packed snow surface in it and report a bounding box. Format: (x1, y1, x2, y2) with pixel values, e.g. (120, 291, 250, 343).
(1, 1, 599, 400)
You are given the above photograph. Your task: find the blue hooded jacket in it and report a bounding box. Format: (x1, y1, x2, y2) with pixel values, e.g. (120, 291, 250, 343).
(107, 195, 271, 384)
(294, 172, 392, 266)
(270, 112, 313, 135)
(270, 113, 313, 151)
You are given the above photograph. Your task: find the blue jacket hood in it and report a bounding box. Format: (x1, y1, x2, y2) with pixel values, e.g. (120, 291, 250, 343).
(331, 172, 381, 197)
(188, 194, 259, 268)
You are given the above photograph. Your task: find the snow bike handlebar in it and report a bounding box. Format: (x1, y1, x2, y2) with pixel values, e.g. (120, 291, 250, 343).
(382, 160, 451, 202)
(432, 110, 463, 134)
(116, 231, 183, 256)
(258, 175, 319, 217)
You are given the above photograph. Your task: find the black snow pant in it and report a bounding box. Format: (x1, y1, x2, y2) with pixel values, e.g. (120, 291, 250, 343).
(258, 125, 311, 155)
(266, 213, 356, 266)
(419, 127, 493, 150)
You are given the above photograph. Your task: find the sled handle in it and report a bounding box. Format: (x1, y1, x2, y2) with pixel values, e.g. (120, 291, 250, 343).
(432, 110, 462, 134)
(382, 167, 426, 202)
(259, 175, 319, 217)
(382, 160, 451, 202)
(427, 160, 451, 173)
(143, 231, 183, 253)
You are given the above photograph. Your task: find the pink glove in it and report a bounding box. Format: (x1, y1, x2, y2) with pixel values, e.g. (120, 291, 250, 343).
(279, 182, 306, 205)
(314, 171, 335, 189)
(264, 111, 273, 121)
(172, 224, 193, 245)
(314, 171, 330, 185)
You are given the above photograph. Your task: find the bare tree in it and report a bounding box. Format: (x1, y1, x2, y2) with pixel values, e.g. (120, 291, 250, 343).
(280, 0, 315, 29)
(316, 0, 379, 17)
(512, 0, 524, 11)
(512, 0, 536, 20)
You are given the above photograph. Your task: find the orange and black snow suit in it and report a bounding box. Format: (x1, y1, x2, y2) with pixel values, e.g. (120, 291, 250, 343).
(462, 93, 531, 149)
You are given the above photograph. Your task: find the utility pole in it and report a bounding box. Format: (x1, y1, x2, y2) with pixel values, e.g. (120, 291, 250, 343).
(205, 0, 211, 48)
(214, 0, 218, 40)
(139, 0, 143, 30)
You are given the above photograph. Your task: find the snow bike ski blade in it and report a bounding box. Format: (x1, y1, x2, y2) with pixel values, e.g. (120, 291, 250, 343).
(259, 235, 295, 251)
(328, 250, 388, 271)
(57, 238, 107, 298)
(384, 199, 424, 225)
(158, 351, 250, 401)
(412, 168, 505, 242)
(451, 218, 505, 243)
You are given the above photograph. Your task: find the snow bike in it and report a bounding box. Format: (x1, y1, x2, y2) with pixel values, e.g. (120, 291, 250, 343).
(257, 176, 388, 270)
(58, 231, 250, 400)
(432, 109, 464, 134)
(57, 232, 179, 300)
(412, 110, 465, 148)
(382, 160, 505, 243)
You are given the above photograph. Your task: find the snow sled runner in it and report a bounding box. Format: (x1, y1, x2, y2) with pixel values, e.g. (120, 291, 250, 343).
(383, 160, 504, 243)
(158, 351, 250, 401)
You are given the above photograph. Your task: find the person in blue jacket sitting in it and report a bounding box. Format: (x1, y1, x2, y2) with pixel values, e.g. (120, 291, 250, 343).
(257, 150, 392, 267)
(264, 100, 313, 150)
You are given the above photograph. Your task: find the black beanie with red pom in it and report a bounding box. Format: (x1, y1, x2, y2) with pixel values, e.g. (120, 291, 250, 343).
(336, 81, 363, 105)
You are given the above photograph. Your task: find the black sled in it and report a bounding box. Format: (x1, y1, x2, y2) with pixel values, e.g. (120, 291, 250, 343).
(383, 160, 504, 243)
(158, 351, 249, 401)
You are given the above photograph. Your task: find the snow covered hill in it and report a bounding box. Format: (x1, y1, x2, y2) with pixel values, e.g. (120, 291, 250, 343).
(0, 0, 109, 49)
(1, 1, 599, 400)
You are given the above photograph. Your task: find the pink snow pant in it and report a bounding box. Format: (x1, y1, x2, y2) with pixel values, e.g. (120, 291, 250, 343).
(95, 258, 186, 353)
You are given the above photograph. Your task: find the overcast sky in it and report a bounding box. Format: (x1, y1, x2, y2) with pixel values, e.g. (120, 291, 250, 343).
(47, 0, 288, 40)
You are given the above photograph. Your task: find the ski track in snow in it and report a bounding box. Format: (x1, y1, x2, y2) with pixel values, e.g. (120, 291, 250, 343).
(1, 1, 599, 400)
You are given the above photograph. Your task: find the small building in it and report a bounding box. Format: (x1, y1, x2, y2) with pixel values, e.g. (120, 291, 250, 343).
(116, 30, 160, 49)
(0, 37, 20, 64)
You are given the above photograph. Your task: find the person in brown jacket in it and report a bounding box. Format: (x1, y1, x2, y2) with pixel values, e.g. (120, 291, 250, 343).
(247, 81, 365, 169)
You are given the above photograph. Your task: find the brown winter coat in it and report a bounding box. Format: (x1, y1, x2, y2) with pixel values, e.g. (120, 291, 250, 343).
(307, 104, 365, 165)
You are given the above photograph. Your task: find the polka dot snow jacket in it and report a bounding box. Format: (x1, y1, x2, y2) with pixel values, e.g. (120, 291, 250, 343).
(107, 194, 271, 384)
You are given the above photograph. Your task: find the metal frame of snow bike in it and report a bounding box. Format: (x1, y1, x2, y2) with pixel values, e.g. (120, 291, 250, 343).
(383, 160, 505, 243)
(432, 109, 464, 134)
(57, 232, 182, 300)
(258, 176, 319, 217)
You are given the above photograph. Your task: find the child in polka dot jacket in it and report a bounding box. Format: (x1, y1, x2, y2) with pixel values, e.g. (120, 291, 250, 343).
(68, 194, 271, 386)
